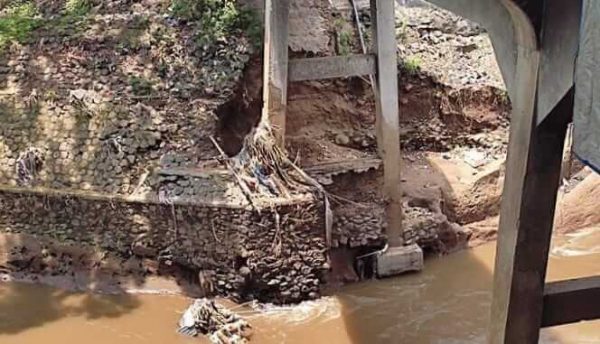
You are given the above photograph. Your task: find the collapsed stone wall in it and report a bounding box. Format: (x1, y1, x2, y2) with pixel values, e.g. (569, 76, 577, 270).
(0, 188, 328, 303)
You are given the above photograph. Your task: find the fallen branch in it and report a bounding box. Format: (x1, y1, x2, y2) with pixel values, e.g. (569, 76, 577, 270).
(230, 123, 335, 247)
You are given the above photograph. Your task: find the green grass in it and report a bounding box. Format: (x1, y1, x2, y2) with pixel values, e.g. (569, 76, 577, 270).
(0, 0, 262, 51)
(169, 0, 262, 48)
(169, 0, 201, 20)
(45, 89, 58, 103)
(337, 29, 352, 56)
(494, 88, 510, 104)
(0, 2, 40, 48)
(333, 18, 345, 31)
(403, 56, 422, 75)
(334, 18, 353, 56)
(64, 0, 92, 16)
(396, 18, 408, 43)
(0, 0, 94, 50)
(129, 76, 154, 96)
(236, 5, 262, 48)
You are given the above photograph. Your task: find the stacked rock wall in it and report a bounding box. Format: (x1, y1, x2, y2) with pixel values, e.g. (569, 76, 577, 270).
(332, 204, 387, 249)
(0, 95, 226, 196)
(331, 201, 465, 252)
(0, 2, 256, 198)
(0, 188, 328, 303)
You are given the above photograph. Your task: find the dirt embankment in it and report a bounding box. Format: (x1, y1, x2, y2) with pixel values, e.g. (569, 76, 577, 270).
(556, 170, 600, 233)
(287, 75, 509, 250)
(288, 1, 597, 262)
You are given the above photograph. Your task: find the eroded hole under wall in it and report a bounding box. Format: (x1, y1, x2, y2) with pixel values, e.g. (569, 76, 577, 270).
(215, 57, 264, 157)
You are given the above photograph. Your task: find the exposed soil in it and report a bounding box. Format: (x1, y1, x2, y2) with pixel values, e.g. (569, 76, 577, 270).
(285, 70, 510, 251)
(465, 170, 600, 247)
(286, 1, 597, 260)
(555, 170, 600, 234)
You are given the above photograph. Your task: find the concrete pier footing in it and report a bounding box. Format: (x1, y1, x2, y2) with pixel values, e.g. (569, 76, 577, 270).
(376, 244, 424, 278)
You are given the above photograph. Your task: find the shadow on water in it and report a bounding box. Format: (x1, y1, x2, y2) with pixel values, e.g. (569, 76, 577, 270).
(337, 246, 496, 344)
(0, 232, 141, 336)
(337, 242, 597, 344)
(0, 282, 140, 335)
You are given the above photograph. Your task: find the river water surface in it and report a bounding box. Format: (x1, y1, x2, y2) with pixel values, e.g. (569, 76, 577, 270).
(1, 229, 599, 344)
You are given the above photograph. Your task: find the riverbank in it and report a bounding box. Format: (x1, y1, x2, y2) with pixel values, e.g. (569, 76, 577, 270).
(1, 231, 599, 344)
(0, 0, 598, 306)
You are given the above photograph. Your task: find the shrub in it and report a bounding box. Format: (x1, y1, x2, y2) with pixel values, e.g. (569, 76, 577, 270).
(0, 2, 40, 48)
(170, 0, 262, 48)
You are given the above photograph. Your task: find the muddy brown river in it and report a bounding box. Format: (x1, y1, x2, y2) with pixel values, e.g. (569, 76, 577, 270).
(1, 229, 598, 344)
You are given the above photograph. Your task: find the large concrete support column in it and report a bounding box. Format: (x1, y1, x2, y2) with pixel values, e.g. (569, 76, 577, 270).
(490, 86, 572, 344)
(488, 0, 583, 342)
(371, 0, 403, 247)
(262, 0, 290, 146)
(405, 0, 592, 339)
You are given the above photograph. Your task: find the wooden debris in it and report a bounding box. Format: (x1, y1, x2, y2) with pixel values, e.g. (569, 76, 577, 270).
(178, 298, 252, 344)
(210, 136, 256, 208)
(303, 158, 382, 185)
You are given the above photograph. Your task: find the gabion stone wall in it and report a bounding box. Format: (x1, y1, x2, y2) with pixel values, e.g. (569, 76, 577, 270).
(0, 101, 229, 196)
(0, 6, 255, 197)
(332, 205, 387, 249)
(331, 202, 461, 251)
(0, 188, 328, 304)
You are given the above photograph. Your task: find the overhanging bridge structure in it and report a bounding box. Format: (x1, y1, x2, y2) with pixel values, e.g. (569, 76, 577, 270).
(429, 1, 600, 343)
(260, 0, 600, 342)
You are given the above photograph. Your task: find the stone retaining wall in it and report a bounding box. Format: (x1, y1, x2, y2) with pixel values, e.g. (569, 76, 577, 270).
(330, 202, 462, 252)
(0, 187, 328, 303)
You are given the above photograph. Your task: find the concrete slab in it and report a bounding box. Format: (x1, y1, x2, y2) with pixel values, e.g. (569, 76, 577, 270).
(240, 0, 331, 54)
(376, 244, 424, 277)
(289, 0, 331, 53)
(329, 0, 369, 11)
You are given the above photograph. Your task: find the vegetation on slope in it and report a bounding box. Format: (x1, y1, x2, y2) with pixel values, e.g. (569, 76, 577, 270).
(0, 0, 261, 53)
(0, 0, 263, 195)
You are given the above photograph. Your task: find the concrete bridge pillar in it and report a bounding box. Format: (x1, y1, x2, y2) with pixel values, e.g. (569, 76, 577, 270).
(428, 1, 597, 343)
